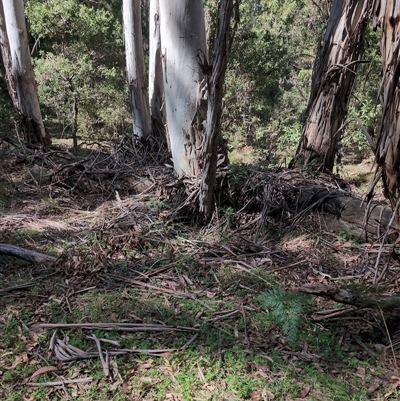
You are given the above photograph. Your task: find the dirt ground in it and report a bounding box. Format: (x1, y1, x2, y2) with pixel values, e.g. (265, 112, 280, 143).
(1, 140, 400, 400)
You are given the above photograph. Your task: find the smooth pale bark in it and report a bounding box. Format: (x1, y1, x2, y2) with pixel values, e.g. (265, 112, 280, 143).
(0, 1, 18, 109)
(292, 0, 372, 172)
(159, 0, 207, 176)
(2, 0, 49, 145)
(149, 0, 164, 125)
(368, 2, 400, 215)
(199, 0, 236, 219)
(123, 0, 151, 140)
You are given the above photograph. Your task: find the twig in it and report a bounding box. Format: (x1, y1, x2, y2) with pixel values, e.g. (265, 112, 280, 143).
(33, 322, 198, 332)
(26, 377, 93, 387)
(88, 334, 109, 377)
(0, 282, 34, 293)
(373, 196, 400, 284)
(268, 259, 307, 273)
(379, 307, 399, 376)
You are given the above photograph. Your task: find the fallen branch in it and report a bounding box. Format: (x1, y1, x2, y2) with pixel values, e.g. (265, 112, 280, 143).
(26, 377, 93, 387)
(298, 283, 400, 309)
(0, 282, 34, 294)
(33, 322, 198, 332)
(0, 244, 56, 264)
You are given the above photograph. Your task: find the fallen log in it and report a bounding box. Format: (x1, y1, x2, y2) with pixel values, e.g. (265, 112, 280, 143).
(298, 283, 400, 309)
(230, 167, 393, 242)
(295, 188, 392, 242)
(0, 244, 56, 264)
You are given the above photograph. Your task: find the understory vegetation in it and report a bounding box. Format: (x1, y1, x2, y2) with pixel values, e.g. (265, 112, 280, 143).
(1, 146, 399, 400)
(1, 1, 399, 400)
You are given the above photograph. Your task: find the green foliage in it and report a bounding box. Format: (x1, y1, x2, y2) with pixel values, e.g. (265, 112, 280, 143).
(223, 0, 324, 158)
(257, 284, 311, 347)
(343, 24, 381, 157)
(0, 73, 14, 133)
(25, 0, 129, 140)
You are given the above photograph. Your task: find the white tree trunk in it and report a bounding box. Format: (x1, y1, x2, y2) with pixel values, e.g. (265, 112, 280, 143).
(123, 0, 151, 140)
(149, 0, 164, 125)
(2, 0, 49, 145)
(0, 1, 18, 109)
(159, 0, 207, 176)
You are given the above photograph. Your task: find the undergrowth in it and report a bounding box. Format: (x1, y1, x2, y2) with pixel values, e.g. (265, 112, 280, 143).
(257, 284, 312, 348)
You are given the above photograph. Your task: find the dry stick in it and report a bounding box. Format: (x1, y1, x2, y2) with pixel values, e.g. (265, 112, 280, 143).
(268, 259, 307, 273)
(352, 335, 378, 358)
(311, 309, 358, 321)
(373, 196, 400, 284)
(88, 334, 109, 378)
(379, 306, 399, 376)
(208, 310, 240, 322)
(0, 282, 34, 293)
(26, 377, 93, 387)
(34, 322, 198, 332)
(104, 274, 190, 298)
(49, 330, 58, 351)
(254, 183, 273, 243)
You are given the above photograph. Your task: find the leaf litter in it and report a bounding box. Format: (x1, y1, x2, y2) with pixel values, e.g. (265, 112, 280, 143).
(1, 142, 400, 399)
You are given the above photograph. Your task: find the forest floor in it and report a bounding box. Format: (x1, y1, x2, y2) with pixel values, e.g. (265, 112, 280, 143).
(1, 139, 400, 401)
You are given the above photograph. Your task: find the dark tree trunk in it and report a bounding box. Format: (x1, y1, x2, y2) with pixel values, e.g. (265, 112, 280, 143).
(367, 2, 400, 218)
(199, 0, 237, 220)
(291, 0, 372, 172)
(72, 94, 79, 152)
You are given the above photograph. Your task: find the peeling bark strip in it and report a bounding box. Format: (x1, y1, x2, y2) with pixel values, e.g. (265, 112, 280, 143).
(368, 2, 400, 216)
(2, 0, 49, 145)
(292, 0, 373, 172)
(123, 0, 151, 140)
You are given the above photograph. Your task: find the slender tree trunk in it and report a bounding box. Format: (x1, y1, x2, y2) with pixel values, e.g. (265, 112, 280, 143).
(158, 0, 208, 177)
(199, 0, 237, 219)
(72, 93, 79, 152)
(2, 0, 49, 145)
(291, 0, 372, 172)
(204, 0, 218, 63)
(148, 0, 164, 125)
(369, 2, 400, 215)
(0, 1, 18, 109)
(123, 0, 151, 140)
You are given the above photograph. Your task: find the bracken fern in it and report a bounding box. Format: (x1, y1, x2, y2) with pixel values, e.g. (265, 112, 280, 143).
(257, 284, 311, 348)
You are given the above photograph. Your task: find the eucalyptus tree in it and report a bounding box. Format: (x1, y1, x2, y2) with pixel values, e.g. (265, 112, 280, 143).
(123, 0, 151, 140)
(291, 0, 373, 172)
(148, 0, 164, 126)
(157, 0, 235, 219)
(1, 0, 49, 145)
(158, 0, 208, 177)
(0, 1, 18, 110)
(367, 2, 400, 216)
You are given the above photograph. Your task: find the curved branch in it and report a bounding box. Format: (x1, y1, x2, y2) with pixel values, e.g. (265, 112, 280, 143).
(0, 244, 56, 264)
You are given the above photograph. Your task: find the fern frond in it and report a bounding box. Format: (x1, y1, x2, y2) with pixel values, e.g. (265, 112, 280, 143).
(256, 284, 311, 348)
